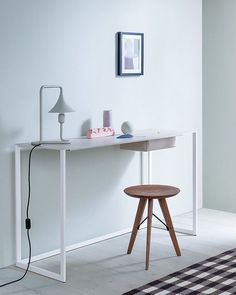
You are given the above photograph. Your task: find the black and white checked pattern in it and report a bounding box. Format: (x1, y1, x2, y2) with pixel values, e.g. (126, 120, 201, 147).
(123, 249, 236, 294)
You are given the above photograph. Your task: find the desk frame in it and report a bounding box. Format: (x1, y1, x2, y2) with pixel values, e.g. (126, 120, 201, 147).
(15, 131, 197, 282)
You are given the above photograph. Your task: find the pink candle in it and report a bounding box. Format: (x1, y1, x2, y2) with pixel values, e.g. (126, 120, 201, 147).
(103, 110, 112, 127)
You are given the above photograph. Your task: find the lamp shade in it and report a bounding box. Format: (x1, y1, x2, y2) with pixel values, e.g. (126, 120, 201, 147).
(49, 92, 75, 114)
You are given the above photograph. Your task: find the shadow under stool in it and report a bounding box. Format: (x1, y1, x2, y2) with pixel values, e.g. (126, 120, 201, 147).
(124, 184, 181, 270)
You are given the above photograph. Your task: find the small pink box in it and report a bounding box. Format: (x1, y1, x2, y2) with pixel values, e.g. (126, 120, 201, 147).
(86, 127, 115, 139)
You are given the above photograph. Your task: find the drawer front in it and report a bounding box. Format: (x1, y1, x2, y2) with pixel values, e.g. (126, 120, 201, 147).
(120, 137, 176, 151)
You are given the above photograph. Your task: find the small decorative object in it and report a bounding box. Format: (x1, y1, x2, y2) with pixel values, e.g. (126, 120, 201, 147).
(117, 121, 134, 139)
(103, 110, 112, 127)
(86, 127, 115, 139)
(32, 85, 75, 145)
(118, 32, 144, 76)
(121, 121, 133, 135)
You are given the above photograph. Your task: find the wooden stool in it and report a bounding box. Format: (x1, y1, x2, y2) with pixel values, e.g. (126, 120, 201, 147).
(124, 184, 181, 270)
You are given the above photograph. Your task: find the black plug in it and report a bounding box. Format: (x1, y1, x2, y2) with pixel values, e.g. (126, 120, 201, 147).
(25, 218, 31, 230)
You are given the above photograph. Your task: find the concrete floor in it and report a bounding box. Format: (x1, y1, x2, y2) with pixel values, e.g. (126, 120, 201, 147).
(1, 208, 236, 295)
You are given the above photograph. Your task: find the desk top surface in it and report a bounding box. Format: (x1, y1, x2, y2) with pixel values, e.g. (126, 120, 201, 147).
(17, 130, 183, 151)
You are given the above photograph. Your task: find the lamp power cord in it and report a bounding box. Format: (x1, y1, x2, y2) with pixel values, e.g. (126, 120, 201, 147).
(0, 144, 41, 288)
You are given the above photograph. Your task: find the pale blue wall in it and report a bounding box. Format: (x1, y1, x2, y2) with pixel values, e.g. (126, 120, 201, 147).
(0, 0, 202, 267)
(203, 0, 236, 213)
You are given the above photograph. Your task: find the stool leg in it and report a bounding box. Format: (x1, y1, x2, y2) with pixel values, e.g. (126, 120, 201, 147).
(159, 198, 181, 256)
(127, 198, 147, 254)
(146, 198, 153, 270)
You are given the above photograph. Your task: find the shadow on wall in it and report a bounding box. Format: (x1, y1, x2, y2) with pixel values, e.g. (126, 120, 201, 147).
(115, 32, 119, 77)
(67, 146, 137, 196)
(19, 145, 138, 256)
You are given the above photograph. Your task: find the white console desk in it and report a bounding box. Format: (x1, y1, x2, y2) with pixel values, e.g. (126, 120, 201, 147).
(15, 130, 197, 282)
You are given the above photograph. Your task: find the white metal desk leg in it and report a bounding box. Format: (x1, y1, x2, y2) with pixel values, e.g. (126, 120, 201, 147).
(60, 150, 66, 282)
(148, 151, 152, 184)
(192, 132, 197, 235)
(140, 152, 144, 185)
(15, 148, 67, 282)
(15, 145, 22, 264)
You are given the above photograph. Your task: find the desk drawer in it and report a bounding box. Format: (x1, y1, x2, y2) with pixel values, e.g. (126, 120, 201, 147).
(120, 137, 176, 151)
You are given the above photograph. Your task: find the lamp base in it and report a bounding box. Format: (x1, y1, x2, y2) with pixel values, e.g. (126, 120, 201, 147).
(31, 140, 71, 146)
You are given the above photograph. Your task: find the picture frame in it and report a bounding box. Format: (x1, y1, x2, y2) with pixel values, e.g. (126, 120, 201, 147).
(117, 32, 144, 76)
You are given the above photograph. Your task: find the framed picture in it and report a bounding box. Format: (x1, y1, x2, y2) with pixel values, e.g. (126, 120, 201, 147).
(118, 32, 144, 76)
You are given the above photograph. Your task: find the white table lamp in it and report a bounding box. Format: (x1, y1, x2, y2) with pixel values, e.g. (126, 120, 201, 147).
(32, 85, 75, 145)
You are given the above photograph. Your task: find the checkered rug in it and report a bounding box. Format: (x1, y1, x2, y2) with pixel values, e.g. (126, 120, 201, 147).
(123, 249, 236, 294)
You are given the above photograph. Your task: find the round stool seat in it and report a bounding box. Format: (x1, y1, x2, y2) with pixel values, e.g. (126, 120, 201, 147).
(124, 184, 180, 199)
